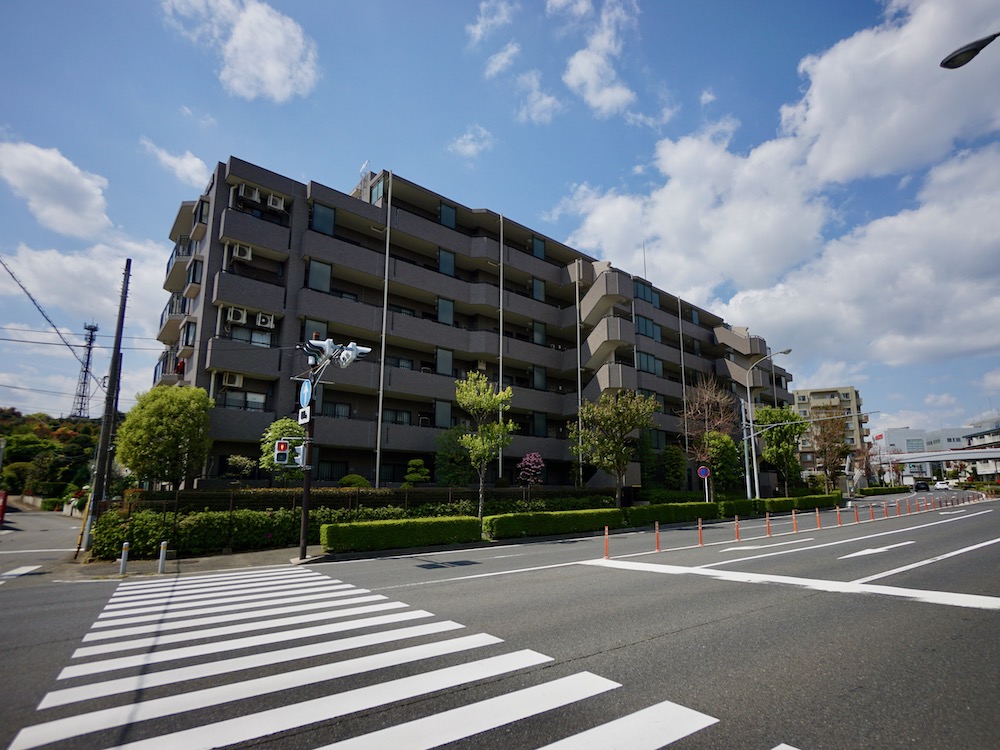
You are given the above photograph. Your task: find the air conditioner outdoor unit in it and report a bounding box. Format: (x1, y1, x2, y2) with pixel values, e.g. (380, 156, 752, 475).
(239, 184, 261, 203)
(256, 312, 275, 329)
(226, 306, 247, 325)
(267, 194, 285, 211)
(477, 360, 487, 370)
(232, 244, 252, 261)
(222, 372, 243, 388)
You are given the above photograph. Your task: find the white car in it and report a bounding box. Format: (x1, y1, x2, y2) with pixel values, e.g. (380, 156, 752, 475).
(933, 481, 951, 490)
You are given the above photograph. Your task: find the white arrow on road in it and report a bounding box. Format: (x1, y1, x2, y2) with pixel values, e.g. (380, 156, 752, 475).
(839, 541, 915, 559)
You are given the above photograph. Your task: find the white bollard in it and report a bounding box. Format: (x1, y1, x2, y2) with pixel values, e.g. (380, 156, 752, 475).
(119, 541, 129, 576)
(158, 541, 168, 575)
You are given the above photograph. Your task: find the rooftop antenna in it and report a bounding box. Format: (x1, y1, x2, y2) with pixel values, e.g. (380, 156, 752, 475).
(70, 323, 99, 418)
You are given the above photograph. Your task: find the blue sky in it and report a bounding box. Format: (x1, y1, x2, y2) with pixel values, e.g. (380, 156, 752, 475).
(2, 0, 1000, 441)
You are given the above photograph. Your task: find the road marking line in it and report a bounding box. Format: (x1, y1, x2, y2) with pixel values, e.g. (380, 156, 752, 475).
(60, 610, 436, 679)
(83, 593, 388, 641)
(537, 697, 718, 749)
(14, 636, 516, 750)
(102, 578, 341, 610)
(580, 558, 1000, 611)
(851, 536, 1000, 583)
(839, 541, 915, 559)
(78, 650, 551, 750)
(114, 565, 309, 589)
(315, 672, 621, 750)
(108, 571, 327, 603)
(0, 548, 75, 553)
(722, 538, 815, 552)
(2, 565, 41, 577)
(72, 601, 409, 658)
(697, 509, 993, 568)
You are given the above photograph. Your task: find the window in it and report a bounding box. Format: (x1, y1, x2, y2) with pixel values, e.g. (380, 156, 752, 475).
(435, 400, 452, 428)
(309, 203, 335, 236)
(320, 400, 350, 419)
(186, 259, 203, 286)
(436, 348, 453, 376)
(383, 409, 411, 425)
(634, 280, 659, 307)
(386, 356, 414, 370)
(437, 298, 454, 325)
(533, 365, 547, 390)
(690, 309, 699, 325)
(370, 179, 384, 204)
(637, 351, 662, 377)
(181, 322, 197, 347)
(533, 412, 547, 438)
(533, 321, 546, 346)
(532, 278, 545, 302)
(802, 453, 813, 462)
(439, 249, 455, 277)
(798, 395, 807, 401)
(307, 260, 332, 293)
(440, 203, 456, 229)
(531, 237, 545, 260)
(221, 390, 266, 411)
(388, 303, 416, 317)
(304, 319, 327, 342)
(231, 326, 272, 348)
(636, 315, 661, 343)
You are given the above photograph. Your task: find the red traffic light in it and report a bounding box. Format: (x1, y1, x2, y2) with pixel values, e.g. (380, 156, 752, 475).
(275, 440, 290, 452)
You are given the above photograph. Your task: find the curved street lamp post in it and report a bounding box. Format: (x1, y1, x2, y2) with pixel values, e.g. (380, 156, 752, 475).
(745, 348, 791, 500)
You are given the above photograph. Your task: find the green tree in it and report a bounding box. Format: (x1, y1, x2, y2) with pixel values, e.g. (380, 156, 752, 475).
(682, 377, 739, 466)
(260, 417, 306, 483)
(402, 458, 431, 489)
(434, 426, 477, 487)
(812, 406, 852, 492)
(115, 387, 213, 492)
(753, 405, 807, 497)
(455, 371, 515, 520)
(570, 390, 660, 508)
(704, 431, 742, 495)
(659, 444, 688, 490)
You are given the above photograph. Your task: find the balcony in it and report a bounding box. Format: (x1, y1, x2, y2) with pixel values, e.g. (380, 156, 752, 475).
(713, 326, 767, 357)
(205, 337, 281, 380)
(580, 268, 631, 327)
(156, 294, 186, 344)
(581, 315, 634, 370)
(218, 208, 290, 259)
(164, 238, 192, 292)
(153, 350, 181, 387)
(210, 406, 276, 443)
(213, 270, 286, 312)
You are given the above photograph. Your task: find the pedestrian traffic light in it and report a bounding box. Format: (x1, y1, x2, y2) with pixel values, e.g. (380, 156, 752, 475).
(292, 444, 305, 467)
(274, 439, 290, 464)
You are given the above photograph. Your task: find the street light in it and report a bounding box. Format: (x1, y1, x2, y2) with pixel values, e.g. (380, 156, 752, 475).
(941, 32, 999, 69)
(746, 348, 791, 500)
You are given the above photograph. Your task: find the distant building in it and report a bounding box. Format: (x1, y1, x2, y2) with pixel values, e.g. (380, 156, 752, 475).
(876, 427, 928, 482)
(153, 156, 793, 488)
(793, 386, 869, 487)
(963, 417, 1000, 481)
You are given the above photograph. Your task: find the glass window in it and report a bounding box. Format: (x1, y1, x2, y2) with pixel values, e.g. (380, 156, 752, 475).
(440, 203, 456, 229)
(307, 260, 332, 293)
(437, 298, 454, 325)
(533, 365, 547, 390)
(533, 321, 546, 346)
(436, 348, 453, 376)
(439, 249, 455, 277)
(383, 409, 411, 425)
(636, 315, 661, 343)
(186, 259, 202, 285)
(532, 237, 545, 259)
(533, 411, 547, 438)
(245, 393, 266, 411)
(309, 203, 335, 236)
(634, 280, 658, 307)
(304, 319, 327, 342)
(370, 179, 384, 204)
(691, 309, 700, 325)
(637, 352, 662, 377)
(435, 400, 452, 429)
(532, 278, 545, 301)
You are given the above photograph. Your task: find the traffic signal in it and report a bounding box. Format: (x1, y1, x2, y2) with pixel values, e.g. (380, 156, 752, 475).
(292, 444, 305, 467)
(334, 341, 372, 369)
(274, 439, 290, 464)
(302, 338, 372, 369)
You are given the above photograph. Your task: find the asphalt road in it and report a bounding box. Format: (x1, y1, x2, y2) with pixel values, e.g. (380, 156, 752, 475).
(2, 492, 998, 749)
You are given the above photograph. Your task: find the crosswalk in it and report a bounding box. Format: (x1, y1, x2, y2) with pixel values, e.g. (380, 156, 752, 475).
(9, 566, 720, 750)
(0, 564, 40, 585)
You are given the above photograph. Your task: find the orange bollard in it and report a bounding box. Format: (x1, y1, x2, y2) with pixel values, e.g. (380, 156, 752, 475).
(792, 509, 798, 533)
(854, 505, 860, 524)
(604, 525, 609, 559)
(698, 517, 704, 546)
(655, 521, 660, 552)
(895, 501, 901, 517)
(906, 498, 911, 515)
(735, 515, 741, 541)
(869, 504, 875, 521)
(883, 501, 889, 519)
(766, 512, 771, 537)
(815, 507, 821, 530)
(836, 506, 842, 526)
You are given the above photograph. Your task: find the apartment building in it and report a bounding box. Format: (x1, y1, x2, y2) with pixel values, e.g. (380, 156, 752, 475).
(794, 386, 869, 480)
(963, 418, 1000, 481)
(154, 157, 793, 488)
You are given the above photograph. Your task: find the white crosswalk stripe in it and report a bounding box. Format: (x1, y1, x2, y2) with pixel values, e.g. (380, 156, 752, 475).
(11, 566, 722, 750)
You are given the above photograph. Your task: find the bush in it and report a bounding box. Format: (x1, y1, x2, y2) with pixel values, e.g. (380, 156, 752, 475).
(859, 486, 908, 497)
(338, 474, 371, 488)
(718, 499, 754, 519)
(482, 508, 626, 539)
(40, 498, 63, 512)
(321, 516, 481, 552)
(640, 489, 706, 504)
(762, 497, 796, 513)
(794, 492, 840, 510)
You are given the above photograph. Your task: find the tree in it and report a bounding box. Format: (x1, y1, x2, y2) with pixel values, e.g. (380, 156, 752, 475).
(811, 406, 852, 493)
(517, 452, 545, 498)
(659, 444, 688, 490)
(115, 387, 213, 492)
(704, 431, 743, 494)
(570, 389, 660, 508)
(434, 426, 478, 487)
(402, 459, 431, 489)
(455, 371, 515, 520)
(753, 405, 808, 497)
(682, 377, 739, 465)
(260, 417, 306, 483)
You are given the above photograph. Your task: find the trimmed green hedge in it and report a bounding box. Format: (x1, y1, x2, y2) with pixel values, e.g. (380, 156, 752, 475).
(321, 516, 482, 552)
(627, 502, 719, 526)
(483, 509, 627, 539)
(859, 486, 908, 496)
(718, 499, 754, 519)
(793, 492, 841, 510)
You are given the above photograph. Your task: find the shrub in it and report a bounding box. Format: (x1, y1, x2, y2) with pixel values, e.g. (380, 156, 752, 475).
(40, 498, 63, 512)
(482, 508, 626, 539)
(718, 499, 755, 519)
(339, 474, 372, 488)
(321, 516, 481, 552)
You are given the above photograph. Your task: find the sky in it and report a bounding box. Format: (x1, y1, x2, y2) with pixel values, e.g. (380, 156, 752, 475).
(2, 0, 1000, 441)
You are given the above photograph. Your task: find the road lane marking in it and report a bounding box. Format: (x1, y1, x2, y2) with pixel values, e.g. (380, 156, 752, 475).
(838, 541, 915, 559)
(581, 558, 1000, 611)
(851, 536, 1000, 583)
(315, 672, 622, 750)
(537, 697, 718, 749)
(722, 538, 815, 552)
(1, 565, 41, 577)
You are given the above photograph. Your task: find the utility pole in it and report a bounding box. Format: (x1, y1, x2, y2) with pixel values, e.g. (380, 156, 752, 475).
(79, 260, 130, 555)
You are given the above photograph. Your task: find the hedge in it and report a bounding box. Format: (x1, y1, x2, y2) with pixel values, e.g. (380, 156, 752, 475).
(718, 499, 755, 519)
(482, 508, 627, 539)
(859, 486, 908, 496)
(627, 502, 719, 526)
(321, 516, 482, 552)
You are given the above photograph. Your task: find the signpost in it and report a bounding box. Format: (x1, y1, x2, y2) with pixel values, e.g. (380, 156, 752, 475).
(698, 465, 711, 503)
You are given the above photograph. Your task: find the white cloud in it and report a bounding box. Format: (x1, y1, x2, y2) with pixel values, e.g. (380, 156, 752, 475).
(0, 142, 112, 238)
(546, 0, 592, 19)
(624, 105, 678, 129)
(164, 0, 319, 103)
(466, 0, 517, 45)
(448, 125, 495, 159)
(700, 88, 716, 107)
(516, 70, 563, 124)
(924, 393, 958, 407)
(977, 369, 1000, 395)
(485, 40, 520, 79)
(562, 0, 637, 117)
(140, 137, 210, 188)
